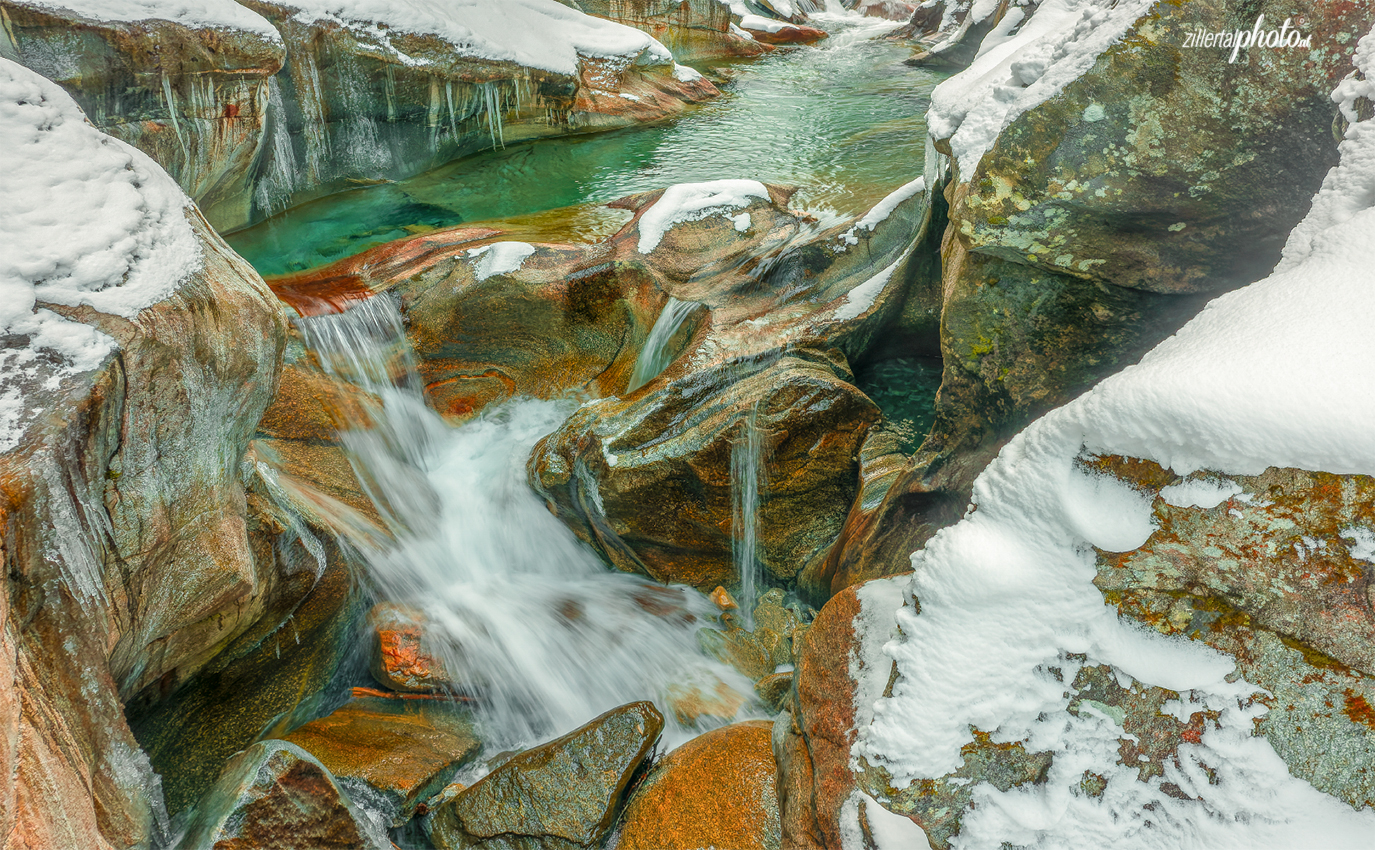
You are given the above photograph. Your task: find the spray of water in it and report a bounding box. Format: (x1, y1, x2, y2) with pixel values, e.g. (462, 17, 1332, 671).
(296, 296, 757, 749)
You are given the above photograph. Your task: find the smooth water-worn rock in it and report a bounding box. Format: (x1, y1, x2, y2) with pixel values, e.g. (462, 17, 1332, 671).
(614, 719, 781, 850)
(0, 62, 290, 846)
(234, 0, 718, 230)
(531, 349, 880, 592)
(0, 0, 286, 231)
(839, 0, 1375, 593)
(176, 740, 387, 850)
(429, 701, 664, 850)
(895, 0, 1020, 67)
(282, 695, 482, 826)
(368, 603, 453, 693)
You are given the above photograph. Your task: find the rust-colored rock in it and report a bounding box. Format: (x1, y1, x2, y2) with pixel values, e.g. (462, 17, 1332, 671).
(741, 22, 828, 45)
(368, 603, 452, 693)
(616, 720, 781, 850)
(282, 695, 481, 826)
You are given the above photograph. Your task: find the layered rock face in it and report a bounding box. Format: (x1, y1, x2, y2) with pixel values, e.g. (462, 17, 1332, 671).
(0, 59, 288, 847)
(237, 0, 719, 229)
(0, 0, 286, 231)
(837, 0, 1375, 586)
(577, 0, 770, 62)
(2, 0, 719, 232)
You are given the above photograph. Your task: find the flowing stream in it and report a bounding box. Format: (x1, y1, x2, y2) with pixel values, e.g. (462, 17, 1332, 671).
(297, 297, 758, 749)
(227, 13, 945, 277)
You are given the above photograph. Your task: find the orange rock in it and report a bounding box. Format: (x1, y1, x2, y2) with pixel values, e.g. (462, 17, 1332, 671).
(616, 720, 781, 850)
(665, 679, 750, 728)
(741, 23, 829, 45)
(281, 695, 480, 827)
(775, 584, 863, 850)
(368, 603, 451, 693)
(710, 586, 739, 611)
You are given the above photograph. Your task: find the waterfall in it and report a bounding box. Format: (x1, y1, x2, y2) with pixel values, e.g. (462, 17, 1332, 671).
(626, 297, 697, 392)
(731, 402, 767, 626)
(295, 296, 756, 748)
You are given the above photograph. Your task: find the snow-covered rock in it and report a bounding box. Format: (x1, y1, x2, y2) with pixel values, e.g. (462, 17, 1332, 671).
(578, 0, 770, 62)
(0, 58, 290, 845)
(845, 24, 1375, 848)
(0, 0, 286, 231)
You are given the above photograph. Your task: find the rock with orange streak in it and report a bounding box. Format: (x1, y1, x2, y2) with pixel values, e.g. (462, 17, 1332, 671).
(616, 720, 781, 850)
(368, 603, 451, 694)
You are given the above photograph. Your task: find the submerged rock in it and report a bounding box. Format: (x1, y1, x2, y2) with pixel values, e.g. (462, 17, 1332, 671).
(429, 701, 664, 850)
(176, 740, 387, 850)
(615, 720, 781, 850)
(282, 695, 481, 827)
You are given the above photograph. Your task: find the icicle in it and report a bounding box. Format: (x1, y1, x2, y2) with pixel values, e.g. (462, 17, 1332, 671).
(161, 73, 188, 162)
(384, 64, 397, 122)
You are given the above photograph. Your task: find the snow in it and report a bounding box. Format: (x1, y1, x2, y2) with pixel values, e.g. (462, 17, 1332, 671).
(635, 179, 771, 253)
(466, 242, 535, 281)
(1, 59, 201, 452)
(840, 176, 924, 246)
(278, 0, 673, 77)
(833, 249, 906, 321)
(741, 14, 788, 33)
(16, 0, 280, 38)
(1159, 478, 1243, 510)
(673, 63, 704, 83)
(857, 26, 1375, 848)
(927, 0, 1155, 177)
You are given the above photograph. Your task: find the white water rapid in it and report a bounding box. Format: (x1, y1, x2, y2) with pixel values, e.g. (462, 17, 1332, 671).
(295, 296, 758, 750)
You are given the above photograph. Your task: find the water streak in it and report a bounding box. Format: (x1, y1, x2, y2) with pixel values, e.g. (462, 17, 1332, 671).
(627, 297, 697, 392)
(295, 296, 757, 748)
(731, 402, 768, 625)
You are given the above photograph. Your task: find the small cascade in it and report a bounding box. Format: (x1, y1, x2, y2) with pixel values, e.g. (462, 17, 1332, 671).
(295, 296, 756, 748)
(731, 402, 768, 626)
(294, 47, 333, 185)
(626, 297, 697, 392)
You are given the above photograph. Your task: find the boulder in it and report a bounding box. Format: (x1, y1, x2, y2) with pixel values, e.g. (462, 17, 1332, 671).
(282, 695, 481, 826)
(176, 740, 387, 850)
(855, 460, 1375, 845)
(0, 60, 291, 846)
(0, 0, 287, 230)
(368, 603, 453, 693)
(739, 17, 828, 45)
(837, 0, 1375, 593)
(576, 0, 770, 62)
(853, 0, 917, 22)
(530, 349, 880, 592)
(429, 701, 664, 850)
(614, 720, 781, 850)
(896, 0, 1019, 68)
(773, 578, 905, 850)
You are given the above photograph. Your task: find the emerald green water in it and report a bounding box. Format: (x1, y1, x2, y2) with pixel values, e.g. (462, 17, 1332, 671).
(856, 356, 944, 454)
(227, 13, 946, 278)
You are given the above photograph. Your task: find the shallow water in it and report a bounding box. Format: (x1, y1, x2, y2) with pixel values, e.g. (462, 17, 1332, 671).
(227, 14, 944, 277)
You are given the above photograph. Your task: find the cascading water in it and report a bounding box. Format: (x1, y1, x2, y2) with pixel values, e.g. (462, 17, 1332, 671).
(626, 297, 698, 392)
(296, 295, 758, 749)
(731, 402, 768, 626)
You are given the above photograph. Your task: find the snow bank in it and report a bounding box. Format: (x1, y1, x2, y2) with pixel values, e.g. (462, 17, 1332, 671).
(281, 0, 673, 77)
(16, 0, 280, 37)
(0, 59, 201, 451)
(927, 0, 1155, 177)
(858, 26, 1375, 848)
(636, 179, 771, 253)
